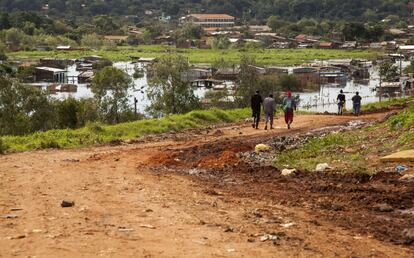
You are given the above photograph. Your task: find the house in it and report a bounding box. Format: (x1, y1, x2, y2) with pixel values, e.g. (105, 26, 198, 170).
(265, 67, 289, 75)
(103, 35, 129, 45)
(47, 84, 77, 93)
(341, 41, 357, 49)
(153, 35, 173, 45)
(214, 67, 239, 80)
(39, 59, 74, 69)
(180, 13, 235, 28)
(56, 45, 72, 51)
(78, 71, 94, 84)
(399, 45, 414, 51)
(292, 67, 320, 88)
(389, 29, 407, 38)
(181, 68, 212, 82)
(295, 34, 321, 43)
(369, 42, 383, 49)
(35, 67, 67, 83)
(232, 25, 271, 33)
(318, 41, 339, 49)
(318, 66, 347, 86)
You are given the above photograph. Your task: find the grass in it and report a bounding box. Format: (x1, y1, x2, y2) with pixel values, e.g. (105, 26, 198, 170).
(361, 97, 414, 112)
(1, 108, 251, 152)
(9, 45, 382, 65)
(274, 101, 414, 174)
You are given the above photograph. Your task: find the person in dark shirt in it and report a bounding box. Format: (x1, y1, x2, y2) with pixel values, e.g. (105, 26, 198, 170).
(337, 89, 346, 115)
(250, 90, 263, 129)
(352, 91, 362, 116)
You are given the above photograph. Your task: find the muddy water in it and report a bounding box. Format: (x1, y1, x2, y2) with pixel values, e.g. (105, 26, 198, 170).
(39, 60, 409, 114)
(50, 61, 208, 113)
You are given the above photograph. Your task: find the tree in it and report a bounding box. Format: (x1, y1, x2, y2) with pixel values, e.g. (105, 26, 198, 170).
(211, 36, 231, 49)
(342, 23, 367, 41)
(91, 66, 133, 124)
(81, 34, 104, 49)
(0, 43, 7, 61)
(236, 55, 259, 107)
(267, 16, 284, 32)
(278, 74, 301, 91)
(146, 55, 200, 116)
(0, 76, 55, 135)
(379, 62, 399, 82)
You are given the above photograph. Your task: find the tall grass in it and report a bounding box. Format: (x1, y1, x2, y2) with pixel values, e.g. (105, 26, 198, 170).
(2, 108, 251, 152)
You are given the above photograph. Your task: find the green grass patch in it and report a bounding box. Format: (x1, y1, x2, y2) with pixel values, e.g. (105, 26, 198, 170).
(2, 108, 251, 152)
(274, 103, 414, 174)
(9, 45, 382, 65)
(361, 97, 414, 113)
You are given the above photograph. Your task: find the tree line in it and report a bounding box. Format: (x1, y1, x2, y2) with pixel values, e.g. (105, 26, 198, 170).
(0, 0, 410, 22)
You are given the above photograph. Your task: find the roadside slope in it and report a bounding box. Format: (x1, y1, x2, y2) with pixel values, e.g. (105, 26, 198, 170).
(0, 112, 412, 257)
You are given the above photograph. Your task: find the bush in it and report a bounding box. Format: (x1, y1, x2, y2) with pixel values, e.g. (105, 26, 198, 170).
(0, 138, 9, 154)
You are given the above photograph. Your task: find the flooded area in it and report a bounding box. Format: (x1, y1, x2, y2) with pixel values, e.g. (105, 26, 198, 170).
(30, 60, 411, 114)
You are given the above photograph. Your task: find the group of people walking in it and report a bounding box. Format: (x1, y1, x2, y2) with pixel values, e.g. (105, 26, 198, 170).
(250, 90, 296, 130)
(250, 89, 363, 130)
(337, 90, 362, 116)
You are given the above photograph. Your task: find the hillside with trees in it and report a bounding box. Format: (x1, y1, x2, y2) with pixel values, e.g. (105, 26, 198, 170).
(0, 0, 411, 22)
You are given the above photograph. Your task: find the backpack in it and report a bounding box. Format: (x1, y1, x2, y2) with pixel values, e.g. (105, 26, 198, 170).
(284, 98, 293, 111)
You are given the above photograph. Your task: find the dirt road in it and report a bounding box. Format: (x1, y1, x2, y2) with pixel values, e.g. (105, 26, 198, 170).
(0, 113, 413, 257)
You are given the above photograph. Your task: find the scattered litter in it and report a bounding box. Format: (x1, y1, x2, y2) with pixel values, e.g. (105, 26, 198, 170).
(315, 163, 331, 172)
(227, 248, 236, 252)
(402, 228, 414, 244)
(189, 168, 202, 175)
(32, 229, 43, 233)
(1, 214, 18, 219)
(118, 228, 134, 232)
(373, 203, 394, 212)
(255, 144, 271, 152)
(139, 224, 156, 229)
(281, 169, 297, 176)
(260, 234, 279, 242)
(281, 222, 295, 228)
(395, 165, 408, 174)
(61, 200, 75, 208)
(224, 226, 237, 233)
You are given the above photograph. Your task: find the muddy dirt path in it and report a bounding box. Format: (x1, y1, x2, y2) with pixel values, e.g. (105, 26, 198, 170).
(0, 113, 412, 257)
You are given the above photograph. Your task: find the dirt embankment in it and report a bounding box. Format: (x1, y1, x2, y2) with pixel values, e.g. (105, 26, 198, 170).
(147, 117, 414, 247)
(1, 112, 413, 257)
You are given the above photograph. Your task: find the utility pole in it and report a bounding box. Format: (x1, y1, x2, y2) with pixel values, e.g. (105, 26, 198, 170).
(134, 97, 138, 118)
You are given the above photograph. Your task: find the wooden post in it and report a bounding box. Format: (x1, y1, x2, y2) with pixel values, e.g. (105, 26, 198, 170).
(134, 97, 138, 118)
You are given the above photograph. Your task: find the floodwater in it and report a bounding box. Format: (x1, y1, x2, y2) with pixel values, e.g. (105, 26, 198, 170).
(38, 60, 409, 114)
(51, 62, 208, 113)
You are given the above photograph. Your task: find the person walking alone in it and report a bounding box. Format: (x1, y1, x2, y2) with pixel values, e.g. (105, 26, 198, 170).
(352, 91, 362, 116)
(263, 94, 276, 130)
(337, 89, 346, 115)
(283, 91, 297, 129)
(250, 90, 263, 129)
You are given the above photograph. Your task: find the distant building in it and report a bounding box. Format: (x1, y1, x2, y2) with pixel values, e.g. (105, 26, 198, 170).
(292, 67, 320, 88)
(56, 45, 72, 51)
(180, 14, 235, 28)
(35, 67, 67, 83)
